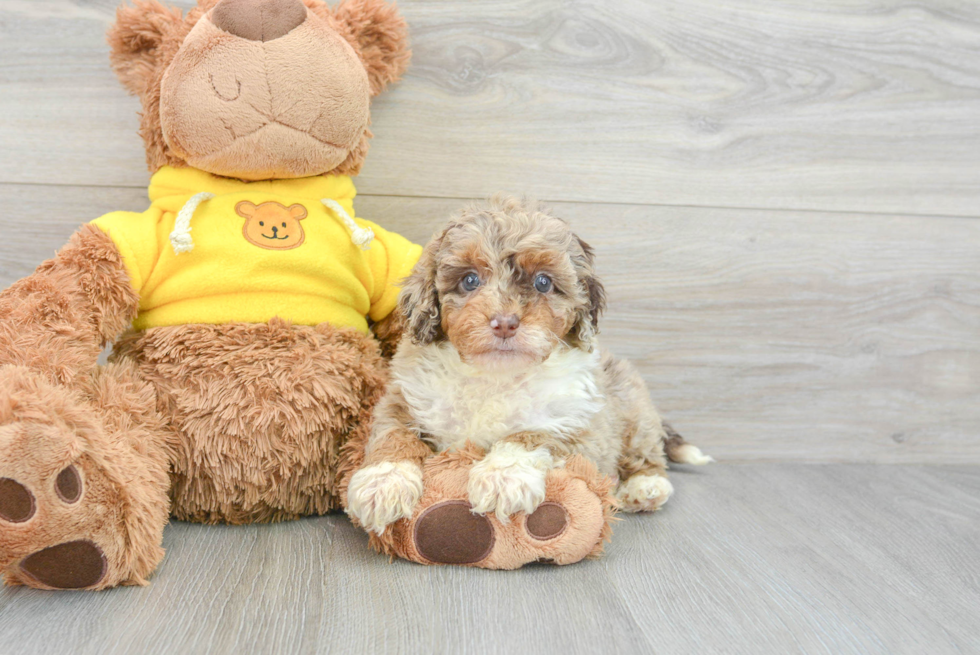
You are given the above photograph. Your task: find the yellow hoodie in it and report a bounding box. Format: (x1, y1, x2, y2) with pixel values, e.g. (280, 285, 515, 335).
(92, 166, 422, 333)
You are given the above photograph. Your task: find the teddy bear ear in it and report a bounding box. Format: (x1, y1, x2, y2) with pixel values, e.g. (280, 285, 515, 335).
(331, 0, 411, 96)
(107, 0, 184, 97)
(236, 201, 258, 218)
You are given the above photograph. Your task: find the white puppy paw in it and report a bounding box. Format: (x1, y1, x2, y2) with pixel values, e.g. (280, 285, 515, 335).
(467, 443, 555, 523)
(615, 474, 674, 512)
(346, 461, 424, 534)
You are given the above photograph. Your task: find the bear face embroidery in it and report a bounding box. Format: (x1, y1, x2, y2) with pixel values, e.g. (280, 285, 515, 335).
(237, 201, 307, 250)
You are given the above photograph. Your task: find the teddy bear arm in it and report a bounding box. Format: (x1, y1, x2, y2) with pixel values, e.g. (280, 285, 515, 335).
(0, 224, 138, 385)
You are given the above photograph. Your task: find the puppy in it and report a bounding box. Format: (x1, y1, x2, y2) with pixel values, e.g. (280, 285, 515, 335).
(347, 197, 711, 534)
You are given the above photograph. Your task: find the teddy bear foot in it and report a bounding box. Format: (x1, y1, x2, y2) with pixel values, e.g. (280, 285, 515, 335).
(0, 365, 172, 590)
(364, 445, 617, 569)
(0, 474, 109, 589)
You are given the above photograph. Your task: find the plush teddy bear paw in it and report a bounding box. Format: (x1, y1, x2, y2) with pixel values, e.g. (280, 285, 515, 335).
(346, 461, 424, 534)
(362, 446, 616, 569)
(615, 474, 674, 512)
(0, 366, 167, 590)
(0, 433, 123, 589)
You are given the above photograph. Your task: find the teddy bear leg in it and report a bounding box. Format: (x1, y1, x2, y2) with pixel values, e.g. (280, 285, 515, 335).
(341, 444, 618, 569)
(0, 361, 174, 590)
(113, 320, 388, 524)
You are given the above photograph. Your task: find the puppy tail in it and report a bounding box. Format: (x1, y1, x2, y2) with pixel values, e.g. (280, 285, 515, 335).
(663, 423, 714, 465)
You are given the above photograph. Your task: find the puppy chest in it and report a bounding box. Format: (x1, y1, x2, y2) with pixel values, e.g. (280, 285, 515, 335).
(398, 361, 604, 448)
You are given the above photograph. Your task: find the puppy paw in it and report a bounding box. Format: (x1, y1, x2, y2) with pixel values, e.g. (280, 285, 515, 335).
(467, 443, 555, 523)
(615, 474, 674, 512)
(347, 461, 424, 534)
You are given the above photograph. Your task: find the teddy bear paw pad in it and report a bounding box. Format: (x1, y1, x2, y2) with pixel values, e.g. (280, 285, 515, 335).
(19, 541, 107, 589)
(0, 478, 35, 523)
(413, 501, 495, 565)
(0, 455, 125, 590)
(524, 502, 568, 541)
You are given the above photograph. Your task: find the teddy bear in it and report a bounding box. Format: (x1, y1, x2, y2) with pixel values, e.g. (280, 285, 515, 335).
(0, 0, 615, 589)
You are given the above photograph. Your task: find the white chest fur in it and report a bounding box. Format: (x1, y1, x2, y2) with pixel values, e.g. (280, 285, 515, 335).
(392, 344, 604, 450)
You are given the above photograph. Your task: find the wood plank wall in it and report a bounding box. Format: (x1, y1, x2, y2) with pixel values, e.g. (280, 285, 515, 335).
(0, 0, 977, 462)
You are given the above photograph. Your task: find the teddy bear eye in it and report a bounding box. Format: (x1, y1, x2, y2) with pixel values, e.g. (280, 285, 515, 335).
(259, 221, 264, 226)
(282, 222, 287, 228)
(461, 272, 481, 292)
(534, 274, 553, 293)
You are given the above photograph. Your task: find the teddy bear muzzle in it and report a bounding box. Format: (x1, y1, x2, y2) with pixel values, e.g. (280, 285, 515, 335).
(211, 0, 308, 43)
(158, 0, 372, 180)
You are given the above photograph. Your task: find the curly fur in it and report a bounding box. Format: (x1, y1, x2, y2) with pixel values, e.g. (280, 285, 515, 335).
(353, 198, 710, 546)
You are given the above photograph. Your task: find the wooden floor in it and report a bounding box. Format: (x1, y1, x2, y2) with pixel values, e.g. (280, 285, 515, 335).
(1, 0, 979, 652)
(0, 464, 978, 655)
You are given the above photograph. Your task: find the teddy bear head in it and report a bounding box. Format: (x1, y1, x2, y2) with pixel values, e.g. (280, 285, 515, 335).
(108, 0, 410, 180)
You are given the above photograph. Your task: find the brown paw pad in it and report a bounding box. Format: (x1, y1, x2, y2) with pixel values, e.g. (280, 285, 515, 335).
(525, 502, 568, 540)
(55, 466, 82, 504)
(413, 500, 494, 565)
(20, 540, 107, 589)
(0, 478, 35, 523)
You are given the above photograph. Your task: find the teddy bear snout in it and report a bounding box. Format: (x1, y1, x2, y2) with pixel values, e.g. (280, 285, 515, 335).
(211, 0, 308, 43)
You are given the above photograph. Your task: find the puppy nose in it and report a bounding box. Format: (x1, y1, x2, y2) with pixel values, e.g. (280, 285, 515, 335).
(211, 0, 308, 42)
(490, 314, 520, 339)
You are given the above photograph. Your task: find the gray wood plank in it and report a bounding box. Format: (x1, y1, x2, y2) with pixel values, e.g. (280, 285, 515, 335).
(2, 1, 980, 215)
(1, 184, 977, 463)
(0, 464, 977, 654)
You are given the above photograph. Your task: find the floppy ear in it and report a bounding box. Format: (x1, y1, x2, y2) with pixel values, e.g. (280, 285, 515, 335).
(332, 0, 411, 96)
(398, 227, 449, 346)
(107, 0, 183, 97)
(569, 237, 607, 349)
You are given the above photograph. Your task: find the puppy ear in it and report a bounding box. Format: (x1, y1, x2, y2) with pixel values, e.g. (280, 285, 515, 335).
(569, 237, 606, 349)
(332, 0, 411, 96)
(107, 0, 183, 98)
(398, 228, 448, 346)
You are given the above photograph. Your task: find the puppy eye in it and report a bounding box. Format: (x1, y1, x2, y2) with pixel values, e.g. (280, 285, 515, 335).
(534, 274, 553, 293)
(461, 272, 481, 292)
(259, 221, 264, 226)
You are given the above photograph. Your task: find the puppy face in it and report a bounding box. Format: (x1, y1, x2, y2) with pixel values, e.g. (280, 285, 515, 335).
(400, 197, 605, 370)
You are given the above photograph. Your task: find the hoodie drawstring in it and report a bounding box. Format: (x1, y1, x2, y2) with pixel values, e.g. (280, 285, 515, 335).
(170, 192, 215, 254)
(169, 193, 373, 254)
(321, 198, 374, 250)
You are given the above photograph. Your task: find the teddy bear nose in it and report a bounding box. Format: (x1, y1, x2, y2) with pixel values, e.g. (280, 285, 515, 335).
(211, 0, 308, 43)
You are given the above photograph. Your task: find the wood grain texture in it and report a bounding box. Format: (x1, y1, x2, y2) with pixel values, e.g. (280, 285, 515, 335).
(0, 184, 976, 463)
(2, 1, 980, 215)
(0, 464, 977, 655)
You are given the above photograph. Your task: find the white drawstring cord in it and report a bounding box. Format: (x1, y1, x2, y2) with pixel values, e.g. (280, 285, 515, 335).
(169, 192, 215, 254)
(321, 198, 374, 249)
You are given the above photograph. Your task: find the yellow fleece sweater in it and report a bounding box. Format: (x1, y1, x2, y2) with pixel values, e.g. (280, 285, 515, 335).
(92, 166, 422, 333)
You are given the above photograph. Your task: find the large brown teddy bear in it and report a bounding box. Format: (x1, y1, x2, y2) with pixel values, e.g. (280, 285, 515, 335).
(0, 0, 614, 589)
